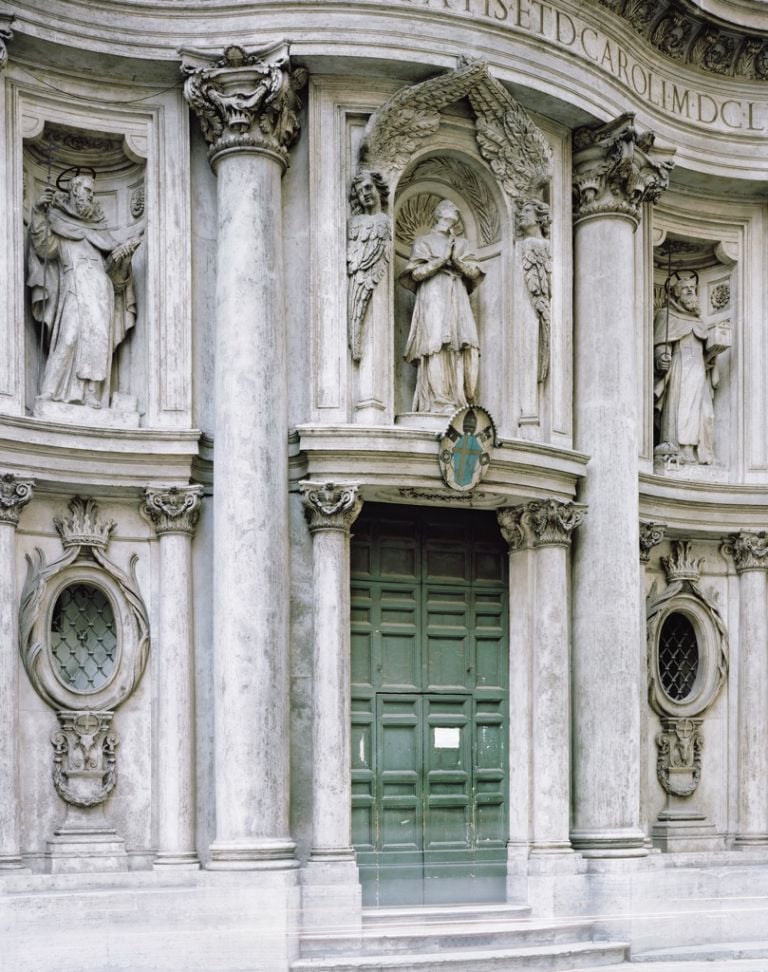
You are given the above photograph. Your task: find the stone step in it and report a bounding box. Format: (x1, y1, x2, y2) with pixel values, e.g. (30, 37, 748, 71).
(581, 962, 768, 972)
(362, 903, 532, 926)
(633, 940, 768, 962)
(301, 917, 597, 958)
(291, 939, 628, 971)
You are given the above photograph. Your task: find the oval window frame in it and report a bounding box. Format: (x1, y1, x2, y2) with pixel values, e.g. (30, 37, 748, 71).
(48, 580, 120, 697)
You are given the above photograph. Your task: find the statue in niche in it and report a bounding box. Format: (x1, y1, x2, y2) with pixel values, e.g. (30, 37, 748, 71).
(27, 169, 141, 410)
(400, 199, 484, 413)
(347, 169, 391, 362)
(517, 198, 552, 384)
(654, 271, 729, 465)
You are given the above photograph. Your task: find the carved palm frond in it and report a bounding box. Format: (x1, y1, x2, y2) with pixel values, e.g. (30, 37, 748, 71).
(466, 74, 553, 201)
(361, 59, 488, 174)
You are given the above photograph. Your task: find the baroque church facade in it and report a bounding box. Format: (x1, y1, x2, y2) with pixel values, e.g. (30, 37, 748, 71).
(1, 1, 768, 969)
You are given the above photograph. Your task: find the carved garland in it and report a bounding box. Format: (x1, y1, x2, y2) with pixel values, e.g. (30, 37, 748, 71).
(19, 498, 150, 809)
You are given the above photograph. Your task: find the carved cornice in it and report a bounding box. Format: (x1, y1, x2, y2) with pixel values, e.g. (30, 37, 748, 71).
(640, 521, 666, 564)
(0, 14, 13, 73)
(599, 0, 768, 80)
(180, 41, 308, 168)
(54, 497, 115, 550)
(727, 530, 768, 572)
(573, 113, 675, 225)
(143, 485, 204, 537)
(0, 473, 33, 527)
(497, 500, 585, 549)
(662, 539, 703, 582)
(301, 482, 362, 534)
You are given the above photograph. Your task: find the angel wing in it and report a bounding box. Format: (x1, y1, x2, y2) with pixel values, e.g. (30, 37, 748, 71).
(521, 239, 552, 383)
(347, 214, 392, 361)
(361, 59, 488, 175)
(467, 74, 553, 200)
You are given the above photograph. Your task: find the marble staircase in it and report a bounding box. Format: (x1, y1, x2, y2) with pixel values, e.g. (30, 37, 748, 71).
(292, 903, 629, 971)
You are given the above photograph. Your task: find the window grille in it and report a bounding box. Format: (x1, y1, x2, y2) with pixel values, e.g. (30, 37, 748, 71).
(51, 584, 117, 693)
(659, 612, 699, 702)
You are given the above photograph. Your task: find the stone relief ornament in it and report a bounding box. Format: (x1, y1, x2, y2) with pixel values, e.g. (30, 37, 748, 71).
(517, 199, 552, 384)
(347, 170, 391, 362)
(181, 41, 308, 165)
(0, 15, 12, 72)
(300, 482, 363, 533)
(654, 270, 730, 466)
(130, 186, 145, 220)
(438, 405, 496, 492)
(398, 158, 501, 246)
(710, 282, 730, 312)
(51, 711, 118, 808)
(573, 114, 675, 224)
(0, 473, 34, 526)
(656, 716, 703, 798)
(26, 169, 141, 413)
(401, 199, 484, 413)
(497, 507, 527, 551)
(19, 497, 150, 809)
(143, 485, 204, 536)
(651, 13, 693, 60)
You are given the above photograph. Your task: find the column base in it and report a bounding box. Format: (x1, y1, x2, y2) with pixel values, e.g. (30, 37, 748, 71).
(0, 855, 29, 871)
(153, 851, 201, 870)
(300, 856, 362, 939)
(530, 840, 574, 856)
(734, 834, 768, 848)
(207, 837, 297, 870)
(570, 828, 649, 858)
(46, 832, 127, 873)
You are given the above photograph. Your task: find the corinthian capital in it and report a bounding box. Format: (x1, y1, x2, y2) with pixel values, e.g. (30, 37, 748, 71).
(526, 500, 585, 547)
(728, 531, 768, 573)
(0, 473, 33, 527)
(572, 113, 675, 224)
(497, 507, 527, 551)
(639, 521, 666, 564)
(180, 41, 308, 167)
(143, 486, 204, 537)
(301, 482, 362, 534)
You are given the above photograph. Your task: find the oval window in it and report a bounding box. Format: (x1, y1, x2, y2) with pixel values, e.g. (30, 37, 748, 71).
(50, 584, 118, 693)
(659, 612, 699, 702)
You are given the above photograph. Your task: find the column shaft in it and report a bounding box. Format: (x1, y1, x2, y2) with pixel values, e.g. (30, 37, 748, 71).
(531, 543, 571, 851)
(155, 530, 198, 865)
(0, 522, 22, 867)
(211, 150, 293, 863)
(736, 567, 768, 843)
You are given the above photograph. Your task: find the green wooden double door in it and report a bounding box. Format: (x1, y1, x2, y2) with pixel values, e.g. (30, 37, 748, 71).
(351, 504, 509, 906)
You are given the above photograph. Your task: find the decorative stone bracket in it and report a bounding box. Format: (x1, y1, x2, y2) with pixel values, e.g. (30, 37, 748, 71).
(656, 716, 703, 799)
(51, 711, 118, 809)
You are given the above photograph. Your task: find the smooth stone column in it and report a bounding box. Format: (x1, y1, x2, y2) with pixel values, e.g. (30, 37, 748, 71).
(730, 532, 768, 845)
(182, 42, 307, 867)
(571, 115, 674, 858)
(300, 483, 363, 861)
(144, 486, 204, 868)
(527, 501, 584, 853)
(0, 473, 33, 869)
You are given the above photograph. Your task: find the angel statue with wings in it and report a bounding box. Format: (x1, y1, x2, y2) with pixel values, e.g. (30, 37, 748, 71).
(347, 170, 391, 362)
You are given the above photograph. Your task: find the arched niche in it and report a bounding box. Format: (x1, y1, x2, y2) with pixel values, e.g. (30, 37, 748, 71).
(22, 121, 147, 425)
(392, 147, 507, 422)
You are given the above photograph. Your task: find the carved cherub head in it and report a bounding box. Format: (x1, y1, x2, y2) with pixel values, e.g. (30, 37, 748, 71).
(517, 198, 551, 239)
(349, 169, 389, 215)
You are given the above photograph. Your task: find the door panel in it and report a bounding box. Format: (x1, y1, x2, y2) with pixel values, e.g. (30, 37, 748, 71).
(351, 505, 508, 906)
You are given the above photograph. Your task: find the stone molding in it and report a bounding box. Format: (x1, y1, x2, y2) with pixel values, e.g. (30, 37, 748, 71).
(180, 40, 308, 168)
(573, 113, 674, 225)
(300, 482, 363, 534)
(0, 473, 33, 527)
(497, 500, 585, 549)
(639, 521, 666, 563)
(726, 530, 768, 572)
(599, 0, 768, 81)
(143, 485, 204, 537)
(662, 539, 703, 583)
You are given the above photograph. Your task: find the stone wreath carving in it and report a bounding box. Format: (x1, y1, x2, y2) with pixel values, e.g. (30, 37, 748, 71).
(347, 56, 553, 361)
(646, 540, 728, 799)
(19, 497, 150, 808)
